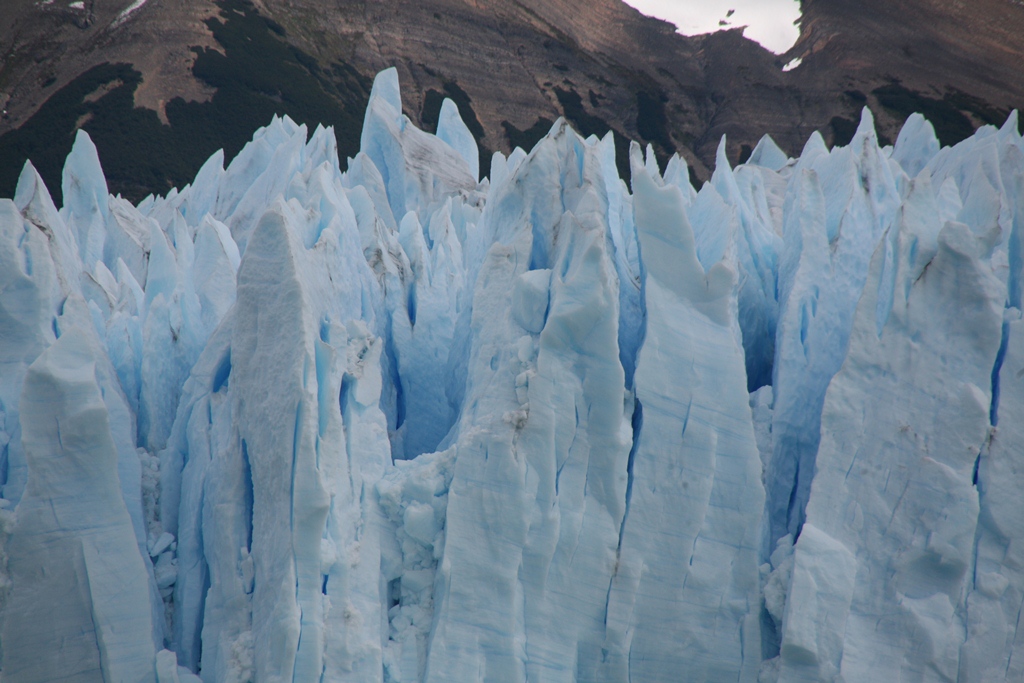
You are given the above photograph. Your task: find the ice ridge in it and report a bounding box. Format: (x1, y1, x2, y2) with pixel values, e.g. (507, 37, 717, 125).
(0, 67, 1022, 682)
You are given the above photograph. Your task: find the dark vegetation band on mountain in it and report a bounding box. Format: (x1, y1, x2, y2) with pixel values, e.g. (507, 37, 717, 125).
(0, 0, 643, 202)
(0, 0, 372, 204)
(1, 0, 1023, 204)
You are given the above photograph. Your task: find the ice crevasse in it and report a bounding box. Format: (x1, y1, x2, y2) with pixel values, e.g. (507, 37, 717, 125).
(0, 66, 1023, 683)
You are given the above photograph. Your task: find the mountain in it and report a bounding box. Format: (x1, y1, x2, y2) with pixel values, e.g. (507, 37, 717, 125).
(1, 0, 1023, 203)
(1, 64, 1023, 682)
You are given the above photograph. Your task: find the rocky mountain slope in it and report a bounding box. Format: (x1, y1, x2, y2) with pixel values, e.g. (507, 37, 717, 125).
(1, 0, 1023, 201)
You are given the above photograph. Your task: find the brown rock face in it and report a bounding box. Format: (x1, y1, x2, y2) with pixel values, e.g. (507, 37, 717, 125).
(1, 0, 1022, 201)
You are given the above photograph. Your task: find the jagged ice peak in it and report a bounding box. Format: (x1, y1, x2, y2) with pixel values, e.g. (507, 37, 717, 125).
(0, 68, 1023, 683)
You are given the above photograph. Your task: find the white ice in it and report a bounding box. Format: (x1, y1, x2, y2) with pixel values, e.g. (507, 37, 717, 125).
(0, 67, 1022, 683)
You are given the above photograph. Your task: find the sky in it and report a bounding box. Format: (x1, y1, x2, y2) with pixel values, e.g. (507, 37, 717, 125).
(620, 0, 802, 54)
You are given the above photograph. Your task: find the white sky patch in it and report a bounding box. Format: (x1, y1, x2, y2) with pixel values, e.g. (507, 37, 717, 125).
(782, 56, 802, 71)
(69, 1, 84, 9)
(112, 0, 149, 27)
(621, 0, 802, 55)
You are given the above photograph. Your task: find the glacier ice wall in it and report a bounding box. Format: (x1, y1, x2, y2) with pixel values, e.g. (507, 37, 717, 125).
(0, 69, 1022, 683)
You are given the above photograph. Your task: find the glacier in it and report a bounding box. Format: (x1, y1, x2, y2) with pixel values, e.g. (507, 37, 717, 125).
(0, 66, 1022, 683)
